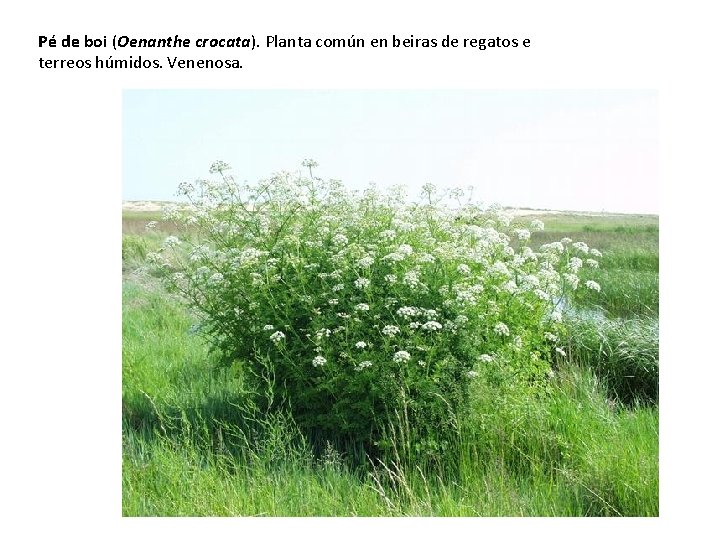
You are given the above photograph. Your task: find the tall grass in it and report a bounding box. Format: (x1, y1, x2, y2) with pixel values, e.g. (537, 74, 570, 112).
(576, 269, 659, 317)
(122, 280, 658, 516)
(565, 316, 659, 404)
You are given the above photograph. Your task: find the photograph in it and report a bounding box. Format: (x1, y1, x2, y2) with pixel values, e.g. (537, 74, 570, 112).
(121, 89, 659, 517)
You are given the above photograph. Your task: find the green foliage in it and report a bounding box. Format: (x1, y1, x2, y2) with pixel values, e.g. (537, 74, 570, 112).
(124, 165, 659, 516)
(123, 279, 658, 516)
(122, 234, 148, 263)
(576, 268, 658, 317)
(148, 163, 603, 459)
(566, 316, 659, 404)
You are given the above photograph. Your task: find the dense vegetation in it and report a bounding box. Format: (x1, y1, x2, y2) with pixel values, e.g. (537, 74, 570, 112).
(122, 164, 659, 516)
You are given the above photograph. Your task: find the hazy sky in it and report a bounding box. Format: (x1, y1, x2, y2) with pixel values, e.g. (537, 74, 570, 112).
(123, 90, 658, 213)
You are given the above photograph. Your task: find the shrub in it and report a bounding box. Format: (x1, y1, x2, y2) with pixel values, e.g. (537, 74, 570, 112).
(148, 161, 602, 459)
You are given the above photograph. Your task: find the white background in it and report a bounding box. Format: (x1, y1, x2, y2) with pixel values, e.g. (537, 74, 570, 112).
(1, 0, 717, 537)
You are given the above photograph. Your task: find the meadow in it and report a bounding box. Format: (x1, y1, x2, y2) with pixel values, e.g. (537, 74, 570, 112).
(122, 175, 659, 517)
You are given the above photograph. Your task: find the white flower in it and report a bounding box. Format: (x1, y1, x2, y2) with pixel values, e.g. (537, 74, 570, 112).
(555, 347, 567, 357)
(161, 205, 181, 220)
(585, 280, 601, 292)
(379, 229, 397, 241)
(163, 235, 181, 247)
(383, 252, 405, 263)
(403, 271, 421, 288)
(384, 274, 398, 284)
(355, 341, 367, 349)
(355, 303, 370, 312)
(522, 247, 538, 261)
(490, 261, 511, 276)
(550, 310, 563, 323)
(456, 289, 476, 304)
(515, 229, 531, 241)
(145, 221, 158, 230)
(457, 263, 471, 275)
(312, 356, 327, 367)
(530, 219, 545, 232)
(357, 256, 374, 268)
(355, 360, 373, 371)
(503, 280, 518, 294)
(328, 298, 339, 305)
(332, 283, 345, 292)
(239, 247, 264, 265)
(409, 321, 421, 329)
(397, 244, 413, 256)
(534, 289, 550, 301)
(382, 325, 401, 337)
(270, 331, 285, 343)
(422, 320, 443, 331)
(494, 322, 510, 336)
(146, 252, 165, 265)
(397, 306, 420, 319)
(333, 233, 349, 246)
(208, 272, 224, 284)
(315, 328, 332, 340)
(393, 350, 411, 363)
(263, 324, 275, 331)
(541, 242, 564, 253)
(495, 211, 513, 227)
(417, 253, 436, 263)
(567, 257, 582, 273)
(590, 248, 603, 258)
(466, 371, 479, 378)
(177, 181, 195, 195)
(479, 354, 494, 363)
(354, 277, 370, 289)
(190, 246, 212, 263)
(544, 332, 558, 342)
(573, 242, 590, 254)
(586, 258, 599, 268)
(195, 266, 210, 278)
(563, 273, 580, 290)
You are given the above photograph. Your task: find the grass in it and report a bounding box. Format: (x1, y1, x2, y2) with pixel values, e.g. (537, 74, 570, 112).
(518, 212, 658, 234)
(122, 282, 658, 516)
(122, 209, 659, 516)
(565, 315, 659, 404)
(577, 268, 658, 317)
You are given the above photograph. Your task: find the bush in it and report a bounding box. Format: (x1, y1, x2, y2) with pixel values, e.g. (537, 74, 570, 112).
(148, 161, 603, 460)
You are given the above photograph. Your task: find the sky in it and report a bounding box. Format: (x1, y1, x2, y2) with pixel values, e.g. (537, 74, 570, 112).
(123, 90, 658, 214)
